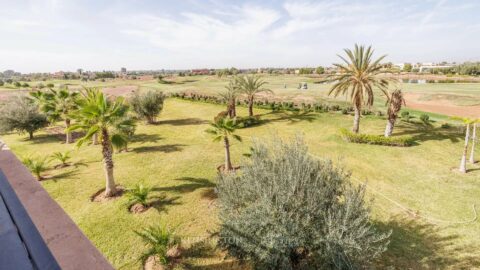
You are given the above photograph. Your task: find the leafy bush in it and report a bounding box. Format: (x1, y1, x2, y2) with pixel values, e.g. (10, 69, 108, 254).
(0, 96, 49, 139)
(401, 111, 412, 122)
(46, 83, 54, 88)
(420, 114, 430, 124)
(441, 122, 451, 129)
(129, 91, 165, 124)
(340, 128, 414, 147)
(51, 151, 72, 166)
(13, 81, 21, 87)
(135, 225, 181, 265)
(126, 183, 153, 207)
(218, 136, 391, 269)
(0, 80, 4, 86)
(22, 82, 30, 87)
(22, 156, 49, 180)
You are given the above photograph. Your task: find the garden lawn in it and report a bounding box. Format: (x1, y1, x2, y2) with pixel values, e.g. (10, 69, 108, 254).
(2, 98, 480, 269)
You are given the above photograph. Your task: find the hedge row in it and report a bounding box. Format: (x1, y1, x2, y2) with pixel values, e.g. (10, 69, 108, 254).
(339, 128, 414, 147)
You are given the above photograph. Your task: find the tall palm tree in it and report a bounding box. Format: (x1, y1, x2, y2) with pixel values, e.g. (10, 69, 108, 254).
(205, 117, 241, 171)
(219, 80, 239, 118)
(327, 44, 392, 133)
(30, 87, 79, 143)
(69, 88, 134, 197)
(236, 75, 271, 117)
(384, 89, 406, 137)
(453, 117, 478, 173)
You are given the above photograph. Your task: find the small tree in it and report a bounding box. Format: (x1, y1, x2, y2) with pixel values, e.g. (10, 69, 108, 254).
(0, 96, 48, 139)
(219, 80, 239, 118)
(236, 75, 271, 117)
(129, 90, 165, 124)
(403, 63, 413, 72)
(205, 117, 241, 171)
(385, 89, 405, 137)
(315, 66, 325, 74)
(217, 136, 390, 269)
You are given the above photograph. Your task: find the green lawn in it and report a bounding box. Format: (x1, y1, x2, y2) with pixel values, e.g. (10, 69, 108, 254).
(2, 97, 480, 268)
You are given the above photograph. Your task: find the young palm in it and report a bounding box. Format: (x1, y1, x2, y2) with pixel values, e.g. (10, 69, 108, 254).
(69, 88, 134, 197)
(384, 89, 406, 137)
(22, 156, 49, 180)
(134, 225, 181, 265)
(236, 75, 271, 117)
(51, 151, 72, 167)
(205, 117, 242, 171)
(219, 80, 239, 118)
(452, 117, 478, 173)
(30, 87, 78, 143)
(327, 44, 393, 133)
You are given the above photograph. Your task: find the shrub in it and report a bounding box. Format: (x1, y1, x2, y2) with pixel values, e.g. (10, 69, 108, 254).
(340, 128, 414, 147)
(401, 111, 412, 122)
(0, 96, 49, 139)
(236, 115, 260, 128)
(420, 114, 430, 124)
(129, 90, 165, 124)
(135, 224, 181, 265)
(341, 108, 349, 115)
(441, 122, 451, 129)
(0, 80, 4, 86)
(13, 81, 21, 87)
(36, 83, 45, 89)
(51, 151, 72, 167)
(22, 156, 49, 180)
(46, 83, 54, 88)
(218, 136, 391, 269)
(126, 183, 153, 207)
(22, 82, 30, 87)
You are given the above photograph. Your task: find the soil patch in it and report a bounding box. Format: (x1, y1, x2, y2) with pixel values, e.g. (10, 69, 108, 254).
(90, 186, 125, 202)
(404, 93, 480, 117)
(102, 85, 138, 97)
(130, 203, 150, 214)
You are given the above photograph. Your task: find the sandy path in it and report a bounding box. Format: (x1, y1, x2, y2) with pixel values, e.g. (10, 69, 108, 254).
(404, 93, 480, 118)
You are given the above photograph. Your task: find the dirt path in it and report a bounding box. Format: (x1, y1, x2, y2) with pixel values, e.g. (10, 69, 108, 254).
(404, 93, 480, 118)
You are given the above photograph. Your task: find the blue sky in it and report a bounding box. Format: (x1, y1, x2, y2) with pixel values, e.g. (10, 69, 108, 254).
(0, 0, 479, 73)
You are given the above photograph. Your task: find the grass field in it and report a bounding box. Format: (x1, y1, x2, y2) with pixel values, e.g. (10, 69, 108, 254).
(2, 96, 480, 269)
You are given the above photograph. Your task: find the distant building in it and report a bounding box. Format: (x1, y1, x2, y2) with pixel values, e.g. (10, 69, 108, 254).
(190, 69, 210, 75)
(120, 67, 127, 74)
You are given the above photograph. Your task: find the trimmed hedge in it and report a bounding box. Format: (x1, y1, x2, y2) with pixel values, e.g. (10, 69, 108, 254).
(339, 128, 414, 147)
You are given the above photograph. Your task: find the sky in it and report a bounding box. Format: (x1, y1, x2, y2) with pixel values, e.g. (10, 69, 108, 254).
(0, 0, 479, 73)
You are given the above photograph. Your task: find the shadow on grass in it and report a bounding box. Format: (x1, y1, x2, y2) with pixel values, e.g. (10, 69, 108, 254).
(47, 168, 81, 182)
(376, 216, 480, 269)
(393, 122, 464, 143)
(132, 144, 185, 153)
(154, 118, 209, 126)
(153, 177, 215, 194)
(26, 134, 60, 144)
(131, 133, 163, 144)
(149, 195, 181, 213)
(243, 110, 317, 129)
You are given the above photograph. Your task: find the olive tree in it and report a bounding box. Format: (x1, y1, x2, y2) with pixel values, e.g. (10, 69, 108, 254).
(0, 96, 48, 139)
(129, 90, 165, 124)
(217, 136, 390, 269)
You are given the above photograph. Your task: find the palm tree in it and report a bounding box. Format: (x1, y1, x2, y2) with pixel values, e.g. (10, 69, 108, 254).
(453, 117, 478, 173)
(470, 123, 477, 164)
(219, 80, 239, 118)
(384, 89, 406, 137)
(30, 87, 78, 143)
(236, 75, 271, 117)
(205, 117, 241, 171)
(327, 44, 392, 133)
(69, 88, 134, 197)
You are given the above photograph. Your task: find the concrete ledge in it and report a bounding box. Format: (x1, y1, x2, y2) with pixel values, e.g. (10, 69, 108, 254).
(0, 148, 113, 270)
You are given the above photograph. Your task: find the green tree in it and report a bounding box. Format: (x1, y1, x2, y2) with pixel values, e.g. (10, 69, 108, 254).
(236, 75, 271, 117)
(219, 79, 239, 118)
(326, 44, 392, 133)
(217, 136, 390, 269)
(315, 66, 325, 74)
(205, 117, 241, 171)
(403, 63, 413, 72)
(30, 87, 79, 143)
(69, 88, 134, 197)
(0, 96, 48, 139)
(129, 90, 165, 124)
(384, 89, 406, 137)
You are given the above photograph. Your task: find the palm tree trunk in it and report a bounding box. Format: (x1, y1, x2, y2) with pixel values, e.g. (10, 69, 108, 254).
(248, 97, 254, 117)
(470, 123, 477, 164)
(224, 136, 233, 171)
(384, 118, 395, 137)
(65, 118, 72, 144)
(231, 99, 236, 117)
(353, 105, 361, 133)
(101, 128, 117, 196)
(460, 124, 470, 173)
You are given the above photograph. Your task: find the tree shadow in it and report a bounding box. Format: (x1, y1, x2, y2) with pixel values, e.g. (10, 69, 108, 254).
(149, 194, 181, 213)
(25, 134, 60, 144)
(47, 168, 81, 182)
(251, 110, 317, 128)
(152, 177, 215, 194)
(131, 133, 163, 144)
(392, 122, 464, 143)
(132, 144, 185, 153)
(375, 216, 480, 269)
(154, 118, 209, 126)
